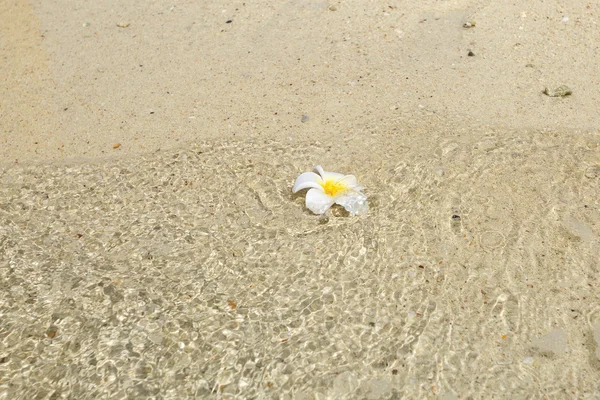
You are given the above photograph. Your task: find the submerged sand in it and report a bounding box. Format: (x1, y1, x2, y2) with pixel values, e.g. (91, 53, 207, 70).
(2, 125, 599, 398)
(1, 0, 600, 398)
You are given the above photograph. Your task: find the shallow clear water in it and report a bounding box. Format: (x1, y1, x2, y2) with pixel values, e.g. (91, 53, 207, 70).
(1, 126, 599, 398)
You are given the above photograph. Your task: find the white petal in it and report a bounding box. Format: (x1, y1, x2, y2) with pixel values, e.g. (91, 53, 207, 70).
(314, 165, 326, 180)
(305, 188, 335, 214)
(315, 165, 344, 182)
(292, 172, 323, 193)
(335, 191, 369, 216)
(338, 174, 361, 188)
(323, 171, 345, 181)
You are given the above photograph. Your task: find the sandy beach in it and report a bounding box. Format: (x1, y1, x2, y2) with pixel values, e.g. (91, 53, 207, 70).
(1, 0, 600, 398)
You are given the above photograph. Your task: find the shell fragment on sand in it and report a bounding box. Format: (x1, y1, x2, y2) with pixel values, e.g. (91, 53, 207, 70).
(543, 85, 572, 97)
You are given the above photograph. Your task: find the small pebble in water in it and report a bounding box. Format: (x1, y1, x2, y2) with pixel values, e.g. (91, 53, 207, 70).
(532, 328, 567, 355)
(468, 51, 475, 57)
(584, 166, 600, 179)
(301, 115, 309, 123)
(116, 22, 130, 28)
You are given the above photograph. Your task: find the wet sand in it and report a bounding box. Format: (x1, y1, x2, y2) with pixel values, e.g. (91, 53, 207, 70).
(1, 0, 600, 398)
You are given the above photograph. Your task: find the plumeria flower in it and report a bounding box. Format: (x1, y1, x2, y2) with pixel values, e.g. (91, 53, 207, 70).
(292, 165, 368, 216)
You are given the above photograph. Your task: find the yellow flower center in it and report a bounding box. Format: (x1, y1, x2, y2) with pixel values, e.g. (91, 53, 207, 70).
(321, 179, 347, 197)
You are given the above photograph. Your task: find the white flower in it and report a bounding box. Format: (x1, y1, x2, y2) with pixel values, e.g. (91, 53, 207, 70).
(292, 165, 368, 215)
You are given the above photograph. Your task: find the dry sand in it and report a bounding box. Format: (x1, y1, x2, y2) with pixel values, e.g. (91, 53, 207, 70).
(1, 0, 600, 398)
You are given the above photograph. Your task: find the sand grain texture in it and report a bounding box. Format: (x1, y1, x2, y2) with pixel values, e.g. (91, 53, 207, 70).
(1, 0, 600, 398)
